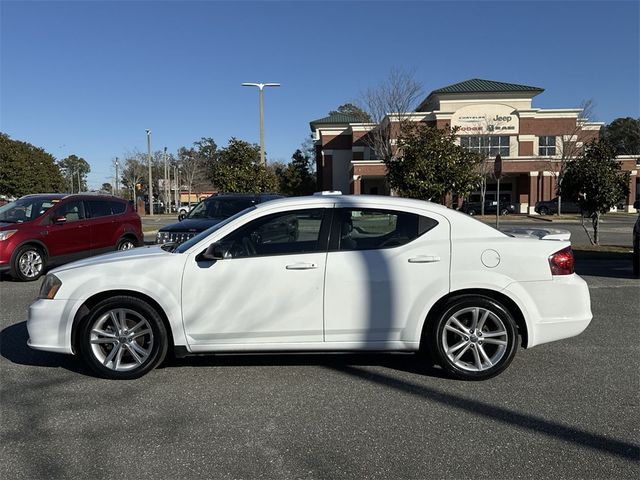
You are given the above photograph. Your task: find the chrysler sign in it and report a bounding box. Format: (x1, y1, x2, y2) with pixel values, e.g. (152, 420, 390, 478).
(451, 104, 519, 135)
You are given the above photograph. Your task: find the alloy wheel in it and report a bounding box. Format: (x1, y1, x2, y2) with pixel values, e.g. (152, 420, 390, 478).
(441, 306, 508, 372)
(18, 249, 43, 279)
(89, 308, 154, 372)
(118, 240, 136, 250)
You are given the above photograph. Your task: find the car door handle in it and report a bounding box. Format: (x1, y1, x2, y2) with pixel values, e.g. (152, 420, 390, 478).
(286, 263, 318, 270)
(408, 255, 441, 263)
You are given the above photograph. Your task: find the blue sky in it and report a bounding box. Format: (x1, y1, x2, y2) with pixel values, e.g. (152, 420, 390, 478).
(1, 0, 639, 189)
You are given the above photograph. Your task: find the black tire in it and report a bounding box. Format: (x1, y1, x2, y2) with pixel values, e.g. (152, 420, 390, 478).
(538, 206, 549, 216)
(11, 244, 46, 281)
(428, 295, 518, 380)
(500, 208, 509, 216)
(178, 212, 186, 221)
(467, 209, 476, 216)
(116, 236, 138, 251)
(78, 296, 168, 379)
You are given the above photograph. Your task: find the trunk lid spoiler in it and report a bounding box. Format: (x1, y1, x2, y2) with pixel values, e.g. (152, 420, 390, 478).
(501, 227, 571, 241)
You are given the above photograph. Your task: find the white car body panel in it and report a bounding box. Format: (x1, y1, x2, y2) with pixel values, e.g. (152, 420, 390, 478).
(181, 251, 326, 345)
(26, 195, 592, 362)
(324, 209, 450, 343)
(28, 247, 189, 353)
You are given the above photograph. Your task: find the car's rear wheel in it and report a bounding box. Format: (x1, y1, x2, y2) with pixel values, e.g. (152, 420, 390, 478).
(500, 208, 510, 216)
(467, 209, 476, 216)
(538, 206, 549, 216)
(117, 237, 137, 251)
(11, 245, 46, 281)
(429, 295, 518, 380)
(78, 296, 168, 379)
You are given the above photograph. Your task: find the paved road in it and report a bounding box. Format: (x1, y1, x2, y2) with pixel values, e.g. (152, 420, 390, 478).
(0, 258, 638, 478)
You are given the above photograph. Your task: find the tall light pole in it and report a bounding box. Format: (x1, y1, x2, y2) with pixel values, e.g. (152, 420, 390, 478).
(114, 157, 119, 196)
(146, 129, 153, 216)
(163, 146, 168, 212)
(242, 82, 280, 165)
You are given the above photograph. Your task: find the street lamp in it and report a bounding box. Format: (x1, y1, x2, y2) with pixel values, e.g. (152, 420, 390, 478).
(242, 82, 280, 165)
(146, 129, 153, 216)
(114, 157, 119, 196)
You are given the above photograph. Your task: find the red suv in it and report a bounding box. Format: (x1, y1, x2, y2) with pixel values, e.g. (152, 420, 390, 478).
(0, 193, 143, 281)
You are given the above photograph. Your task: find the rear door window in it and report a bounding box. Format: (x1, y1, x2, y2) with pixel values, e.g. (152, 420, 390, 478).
(332, 208, 438, 251)
(86, 200, 113, 218)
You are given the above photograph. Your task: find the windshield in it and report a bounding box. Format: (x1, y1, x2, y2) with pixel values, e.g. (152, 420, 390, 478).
(187, 197, 257, 220)
(175, 206, 256, 253)
(0, 197, 60, 223)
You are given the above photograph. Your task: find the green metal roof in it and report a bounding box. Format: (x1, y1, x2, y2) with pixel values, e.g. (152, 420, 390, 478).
(309, 113, 363, 127)
(430, 78, 544, 95)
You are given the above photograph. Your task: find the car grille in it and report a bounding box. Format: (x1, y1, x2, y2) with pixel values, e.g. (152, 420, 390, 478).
(156, 231, 197, 245)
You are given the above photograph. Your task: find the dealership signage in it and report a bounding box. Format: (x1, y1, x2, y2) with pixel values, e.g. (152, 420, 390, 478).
(451, 104, 519, 135)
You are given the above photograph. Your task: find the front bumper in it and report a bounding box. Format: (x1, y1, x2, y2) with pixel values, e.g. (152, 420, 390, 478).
(502, 274, 592, 348)
(27, 299, 75, 354)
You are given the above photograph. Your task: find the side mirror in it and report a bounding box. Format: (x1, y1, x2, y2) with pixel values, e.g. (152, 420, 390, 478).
(195, 242, 225, 262)
(52, 215, 67, 225)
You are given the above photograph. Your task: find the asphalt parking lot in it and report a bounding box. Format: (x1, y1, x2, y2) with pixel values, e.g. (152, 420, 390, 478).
(1, 246, 638, 479)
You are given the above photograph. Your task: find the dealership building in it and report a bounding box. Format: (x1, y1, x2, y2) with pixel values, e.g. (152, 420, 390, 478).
(310, 79, 639, 213)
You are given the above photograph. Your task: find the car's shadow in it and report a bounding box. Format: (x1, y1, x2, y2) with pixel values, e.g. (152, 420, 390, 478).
(0, 272, 19, 283)
(0, 321, 92, 375)
(163, 351, 450, 379)
(1, 321, 448, 379)
(574, 251, 637, 279)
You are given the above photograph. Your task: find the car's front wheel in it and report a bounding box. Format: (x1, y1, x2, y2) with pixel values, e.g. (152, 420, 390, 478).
(11, 245, 46, 281)
(538, 206, 549, 216)
(429, 295, 518, 380)
(78, 296, 168, 379)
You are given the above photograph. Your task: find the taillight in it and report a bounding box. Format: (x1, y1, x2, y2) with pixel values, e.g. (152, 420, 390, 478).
(549, 246, 574, 275)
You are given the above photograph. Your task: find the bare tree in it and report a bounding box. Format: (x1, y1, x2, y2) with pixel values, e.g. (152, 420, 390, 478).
(547, 99, 596, 215)
(178, 147, 202, 207)
(120, 151, 147, 209)
(476, 155, 494, 215)
(359, 68, 424, 162)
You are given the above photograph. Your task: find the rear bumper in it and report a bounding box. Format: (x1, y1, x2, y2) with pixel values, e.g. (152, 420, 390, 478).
(502, 274, 592, 348)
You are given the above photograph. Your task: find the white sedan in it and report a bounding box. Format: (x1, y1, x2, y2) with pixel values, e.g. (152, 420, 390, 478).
(27, 195, 592, 380)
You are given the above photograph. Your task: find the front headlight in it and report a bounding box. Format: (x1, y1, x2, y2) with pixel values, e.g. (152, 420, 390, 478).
(0, 230, 17, 241)
(38, 274, 62, 299)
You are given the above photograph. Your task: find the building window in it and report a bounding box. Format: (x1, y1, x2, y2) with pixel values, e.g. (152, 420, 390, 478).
(539, 136, 556, 156)
(460, 136, 510, 157)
